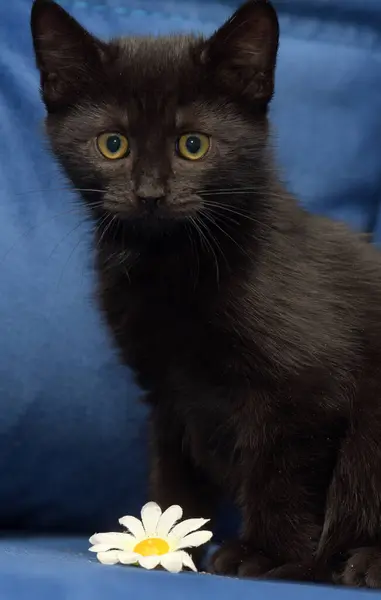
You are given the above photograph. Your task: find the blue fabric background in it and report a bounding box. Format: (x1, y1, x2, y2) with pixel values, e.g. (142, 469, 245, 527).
(0, 1, 381, 597)
(1, 0, 381, 532)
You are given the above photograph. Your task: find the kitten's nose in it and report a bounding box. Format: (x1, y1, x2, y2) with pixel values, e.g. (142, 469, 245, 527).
(137, 194, 165, 209)
(134, 181, 166, 210)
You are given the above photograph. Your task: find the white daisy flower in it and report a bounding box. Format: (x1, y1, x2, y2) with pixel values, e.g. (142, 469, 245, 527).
(89, 502, 213, 573)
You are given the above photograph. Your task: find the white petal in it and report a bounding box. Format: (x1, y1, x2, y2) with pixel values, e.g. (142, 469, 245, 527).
(96, 550, 120, 565)
(89, 532, 125, 545)
(176, 530, 213, 550)
(168, 519, 210, 542)
(89, 532, 135, 551)
(89, 533, 103, 545)
(119, 516, 145, 540)
(141, 502, 162, 536)
(181, 551, 198, 572)
(89, 544, 118, 553)
(160, 551, 184, 573)
(118, 551, 140, 565)
(156, 505, 183, 538)
(138, 555, 161, 570)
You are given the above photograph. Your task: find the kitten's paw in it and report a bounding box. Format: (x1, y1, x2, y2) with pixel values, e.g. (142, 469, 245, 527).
(209, 543, 332, 582)
(209, 541, 273, 577)
(265, 562, 332, 583)
(338, 547, 381, 588)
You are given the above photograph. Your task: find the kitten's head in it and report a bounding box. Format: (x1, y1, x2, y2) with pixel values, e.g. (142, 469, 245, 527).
(31, 0, 279, 244)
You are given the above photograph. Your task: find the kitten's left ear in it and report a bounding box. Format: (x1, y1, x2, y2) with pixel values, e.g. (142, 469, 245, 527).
(31, 0, 107, 111)
(200, 0, 279, 105)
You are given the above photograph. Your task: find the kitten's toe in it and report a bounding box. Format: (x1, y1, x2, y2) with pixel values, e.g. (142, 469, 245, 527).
(209, 541, 248, 575)
(237, 554, 275, 578)
(264, 562, 332, 583)
(264, 563, 314, 581)
(339, 547, 381, 588)
(209, 541, 273, 577)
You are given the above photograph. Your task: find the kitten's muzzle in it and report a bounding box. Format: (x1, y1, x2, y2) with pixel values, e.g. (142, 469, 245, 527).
(133, 176, 167, 212)
(135, 194, 166, 213)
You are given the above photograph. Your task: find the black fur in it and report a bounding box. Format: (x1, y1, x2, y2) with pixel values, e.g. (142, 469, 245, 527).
(31, 0, 381, 586)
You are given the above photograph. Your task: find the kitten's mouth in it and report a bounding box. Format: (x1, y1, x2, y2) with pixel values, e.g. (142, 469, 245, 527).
(106, 198, 199, 228)
(106, 203, 197, 239)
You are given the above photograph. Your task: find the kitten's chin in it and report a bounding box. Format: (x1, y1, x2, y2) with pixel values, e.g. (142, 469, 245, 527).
(99, 199, 200, 245)
(114, 210, 190, 243)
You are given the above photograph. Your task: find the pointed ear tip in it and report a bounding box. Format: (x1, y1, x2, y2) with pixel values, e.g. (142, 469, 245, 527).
(31, 0, 60, 23)
(32, 0, 53, 12)
(251, 1, 278, 20)
(32, 0, 59, 7)
(248, 1, 280, 39)
(241, 0, 279, 23)
(31, 0, 72, 41)
(263, 1, 279, 22)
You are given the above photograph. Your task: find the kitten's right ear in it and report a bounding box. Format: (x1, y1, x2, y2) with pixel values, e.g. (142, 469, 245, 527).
(200, 0, 279, 106)
(31, 0, 107, 111)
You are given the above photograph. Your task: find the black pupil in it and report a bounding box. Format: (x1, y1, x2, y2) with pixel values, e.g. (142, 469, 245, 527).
(185, 136, 201, 154)
(107, 135, 122, 154)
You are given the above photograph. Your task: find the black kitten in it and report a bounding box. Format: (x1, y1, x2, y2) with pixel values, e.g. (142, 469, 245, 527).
(31, 0, 381, 587)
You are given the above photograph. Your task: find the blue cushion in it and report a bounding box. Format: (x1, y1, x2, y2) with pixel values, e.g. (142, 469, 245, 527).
(273, 1, 381, 233)
(1, 0, 381, 542)
(0, 537, 375, 600)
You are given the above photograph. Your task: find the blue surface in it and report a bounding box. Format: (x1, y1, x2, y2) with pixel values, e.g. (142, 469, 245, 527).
(0, 537, 375, 600)
(0, 0, 381, 598)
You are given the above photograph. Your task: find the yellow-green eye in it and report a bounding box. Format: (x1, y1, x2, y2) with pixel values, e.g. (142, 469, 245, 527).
(97, 133, 129, 160)
(177, 133, 210, 161)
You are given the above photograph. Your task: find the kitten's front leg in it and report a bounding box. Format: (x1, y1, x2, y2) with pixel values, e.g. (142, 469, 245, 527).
(210, 442, 325, 581)
(316, 407, 381, 588)
(149, 403, 218, 566)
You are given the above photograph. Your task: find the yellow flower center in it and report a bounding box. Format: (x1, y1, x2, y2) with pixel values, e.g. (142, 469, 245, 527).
(134, 538, 170, 557)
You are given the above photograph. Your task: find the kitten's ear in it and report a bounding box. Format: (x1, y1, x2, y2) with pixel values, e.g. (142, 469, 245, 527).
(201, 0, 279, 105)
(31, 0, 107, 111)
